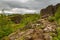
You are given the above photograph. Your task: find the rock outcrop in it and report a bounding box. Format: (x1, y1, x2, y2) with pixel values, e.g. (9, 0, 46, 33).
(10, 15, 22, 24)
(40, 3, 60, 18)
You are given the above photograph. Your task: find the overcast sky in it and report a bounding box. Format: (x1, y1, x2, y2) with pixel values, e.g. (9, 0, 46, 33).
(0, 0, 60, 14)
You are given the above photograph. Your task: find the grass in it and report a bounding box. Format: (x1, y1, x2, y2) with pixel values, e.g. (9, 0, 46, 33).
(0, 14, 40, 39)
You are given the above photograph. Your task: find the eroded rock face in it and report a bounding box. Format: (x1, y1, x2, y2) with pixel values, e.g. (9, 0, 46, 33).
(40, 3, 60, 18)
(40, 5, 55, 18)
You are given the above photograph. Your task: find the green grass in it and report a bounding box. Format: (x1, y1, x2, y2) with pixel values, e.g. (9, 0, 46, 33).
(52, 7, 60, 40)
(0, 14, 40, 39)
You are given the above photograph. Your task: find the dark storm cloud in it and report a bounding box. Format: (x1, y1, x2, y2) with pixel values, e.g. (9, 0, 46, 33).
(0, 0, 60, 10)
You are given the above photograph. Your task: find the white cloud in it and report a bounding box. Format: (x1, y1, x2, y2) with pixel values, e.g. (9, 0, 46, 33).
(11, 8, 37, 13)
(4, 0, 29, 3)
(19, 0, 29, 3)
(49, 0, 60, 5)
(0, 8, 38, 14)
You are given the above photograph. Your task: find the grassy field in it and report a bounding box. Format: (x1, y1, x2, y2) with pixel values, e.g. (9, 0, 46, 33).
(0, 14, 40, 39)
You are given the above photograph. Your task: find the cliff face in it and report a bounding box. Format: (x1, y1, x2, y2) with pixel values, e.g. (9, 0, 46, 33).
(40, 3, 60, 18)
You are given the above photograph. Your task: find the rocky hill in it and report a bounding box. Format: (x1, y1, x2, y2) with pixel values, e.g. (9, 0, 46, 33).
(4, 18, 56, 40)
(40, 3, 60, 18)
(2, 3, 60, 40)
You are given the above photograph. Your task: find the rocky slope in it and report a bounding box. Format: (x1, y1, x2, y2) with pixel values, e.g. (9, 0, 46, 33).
(2, 3, 60, 40)
(5, 18, 57, 40)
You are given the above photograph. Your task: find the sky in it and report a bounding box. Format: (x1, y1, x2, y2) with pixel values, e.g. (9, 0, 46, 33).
(0, 0, 60, 14)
